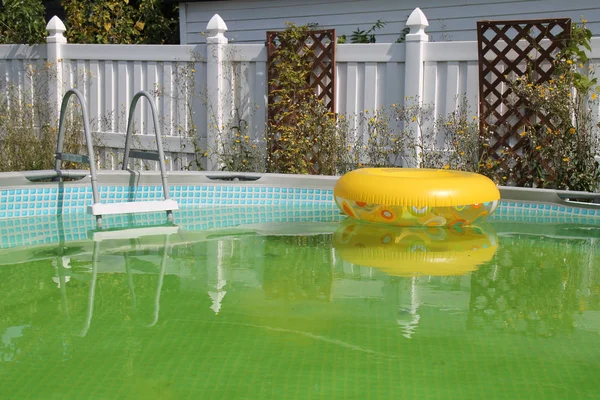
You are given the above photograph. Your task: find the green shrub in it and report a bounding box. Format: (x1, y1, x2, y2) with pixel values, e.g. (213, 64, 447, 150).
(484, 20, 600, 191)
(265, 23, 340, 175)
(0, 64, 96, 172)
(215, 108, 264, 173)
(0, 0, 46, 44)
(62, 0, 179, 44)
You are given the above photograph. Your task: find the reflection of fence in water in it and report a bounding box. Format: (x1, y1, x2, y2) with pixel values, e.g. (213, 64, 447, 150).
(3, 225, 599, 363)
(467, 235, 600, 336)
(262, 235, 334, 301)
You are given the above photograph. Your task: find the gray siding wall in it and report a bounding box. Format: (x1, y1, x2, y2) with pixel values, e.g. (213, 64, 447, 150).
(180, 0, 600, 44)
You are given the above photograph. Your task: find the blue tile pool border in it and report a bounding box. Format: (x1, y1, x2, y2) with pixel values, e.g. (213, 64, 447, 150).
(0, 184, 336, 218)
(1, 182, 600, 249)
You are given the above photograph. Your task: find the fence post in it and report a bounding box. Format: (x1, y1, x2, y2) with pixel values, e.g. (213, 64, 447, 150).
(404, 8, 429, 167)
(205, 14, 228, 170)
(46, 16, 67, 123)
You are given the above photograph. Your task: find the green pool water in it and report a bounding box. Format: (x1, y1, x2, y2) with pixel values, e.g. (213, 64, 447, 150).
(1, 216, 599, 399)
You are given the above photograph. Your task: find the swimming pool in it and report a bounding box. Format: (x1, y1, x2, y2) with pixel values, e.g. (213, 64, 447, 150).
(1, 171, 599, 399)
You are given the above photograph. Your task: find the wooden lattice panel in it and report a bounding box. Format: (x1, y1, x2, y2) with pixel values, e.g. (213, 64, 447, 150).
(267, 29, 336, 112)
(477, 18, 571, 182)
(266, 29, 336, 174)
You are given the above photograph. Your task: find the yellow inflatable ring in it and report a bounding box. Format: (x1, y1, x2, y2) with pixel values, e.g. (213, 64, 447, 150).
(333, 220, 498, 277)
(334, 168, 500, 227)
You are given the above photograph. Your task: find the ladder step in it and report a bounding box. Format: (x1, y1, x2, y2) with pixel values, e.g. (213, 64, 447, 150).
(128, 150, 161, 162)
(88, 199, 179, 216)
(56, 152, 90, 164)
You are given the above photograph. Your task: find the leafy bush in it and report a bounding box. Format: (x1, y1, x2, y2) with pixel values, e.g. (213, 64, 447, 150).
(348, 19, 386, 44)
(215, 108, 264, 173)
(483, 20, 600, 191)
(62, 0, 179, 44)
(433, 100, 481, 172)
(0, 0, 46, 44)
(0, 64, 99, 172)
(331, 99, 481, 173)
(265, 23, 340, 175)
(0, 63, 56, 171)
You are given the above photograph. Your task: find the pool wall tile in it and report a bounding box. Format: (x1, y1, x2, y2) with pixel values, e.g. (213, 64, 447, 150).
(2, 182, 600, 249)
(0, 183, 342, 248)
(0, 183, 337, 220)
(0, 183, 599, 224)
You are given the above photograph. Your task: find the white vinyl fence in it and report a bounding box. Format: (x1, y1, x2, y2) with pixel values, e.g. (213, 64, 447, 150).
(1, 8, 599, 170)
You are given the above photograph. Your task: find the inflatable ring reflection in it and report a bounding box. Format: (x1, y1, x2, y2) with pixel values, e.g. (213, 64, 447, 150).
(333, 220, 498, 277)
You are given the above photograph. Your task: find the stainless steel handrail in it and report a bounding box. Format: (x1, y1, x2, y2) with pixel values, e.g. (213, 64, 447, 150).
(54, 88, 100, 213)
(122, 91, 173, 223)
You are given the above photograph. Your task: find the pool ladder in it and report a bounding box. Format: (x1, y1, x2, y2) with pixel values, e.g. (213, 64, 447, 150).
(54, 88, 178, 228)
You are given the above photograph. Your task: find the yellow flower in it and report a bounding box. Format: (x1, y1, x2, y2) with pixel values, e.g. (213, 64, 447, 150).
(472, 116, 477, 120)
(520, 131, 527, 137)
(580, 63, 584, 68)
(592, 93, 598, 100)
(563, 157, 569, 162)
(535, 145, 542, 151)
(411, 116, 417, 122)
(567, 59, 573, 65)
(502, 176, 507, 180)
(546, 127, 552, 133)
(569, 127, 576, 134)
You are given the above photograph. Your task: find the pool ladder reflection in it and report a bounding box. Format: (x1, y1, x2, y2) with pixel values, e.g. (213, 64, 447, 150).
(77, 226, 180, 336)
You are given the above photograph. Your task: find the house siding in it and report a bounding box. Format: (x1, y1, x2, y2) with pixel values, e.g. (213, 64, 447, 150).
(180, 0, 600, 44)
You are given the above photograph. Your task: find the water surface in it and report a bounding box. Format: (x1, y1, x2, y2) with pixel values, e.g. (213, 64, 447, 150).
(1, 219, 599, 399)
